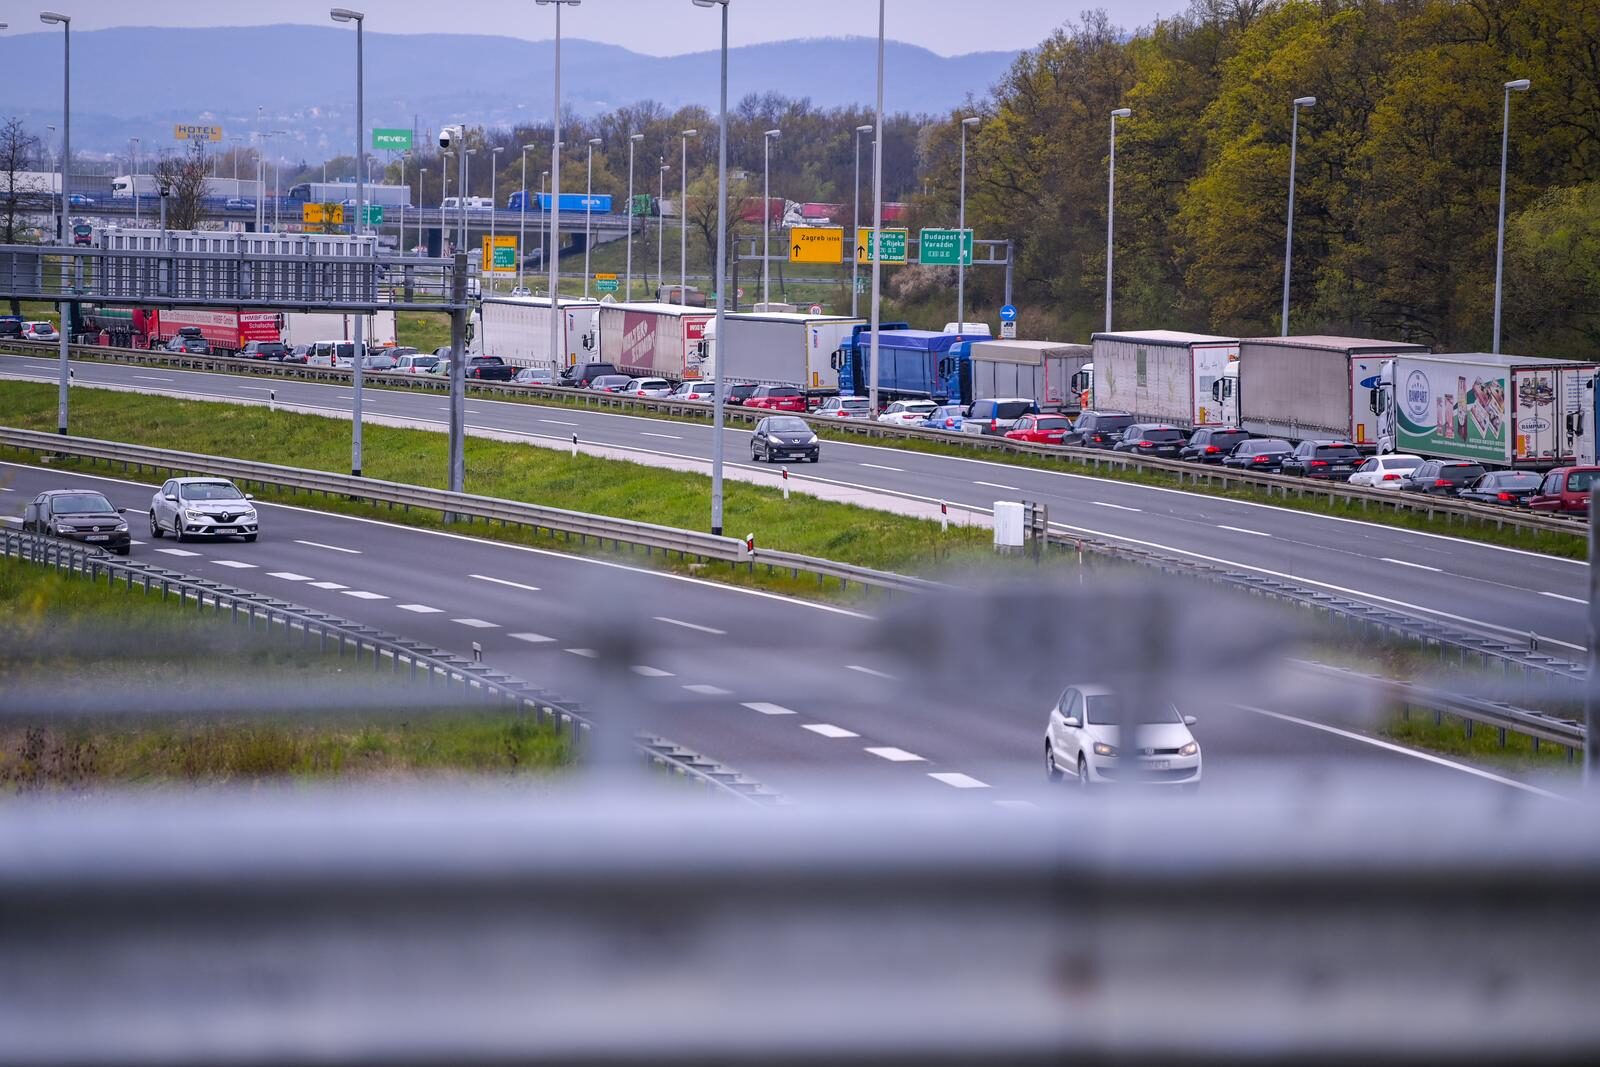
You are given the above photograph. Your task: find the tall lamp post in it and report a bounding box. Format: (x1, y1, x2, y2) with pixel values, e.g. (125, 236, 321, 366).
(40, 10, 71, 435)
(536, 0, 580, 368)
(626, 132, 643, 298)
(1493, 78, 1531, 355)
(852, 122, 873, 317)
(956, 115, 979, 334)
(867, 0, 885, 416)
(460, 147, 476, 255)
(1105, 107, 1130, 334)
(1280, 95, 1316, 336)
(540, 168, 550, 283)
(488, 145, 504, 294)
(679, 128, 698, 305)
(519, 144, 535, 292)
(692, 0, 729, 536)
(267, 129, 288, 230)
(45, 125, 57, 241)
(417, 167, 427, 254)
(129, 136, 140, 225)
(762, 127, 780, 309)
(657, 161, 669, 294)
(584, 136, 601, 297)
(330, 6, 366, 477)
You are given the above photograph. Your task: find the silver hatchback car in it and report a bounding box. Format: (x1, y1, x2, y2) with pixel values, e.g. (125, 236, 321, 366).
(149, 477, 259, 543)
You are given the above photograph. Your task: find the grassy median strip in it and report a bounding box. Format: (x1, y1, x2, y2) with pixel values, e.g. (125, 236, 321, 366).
(0, 555, 571, 792)
(0, 381, 1001, 593)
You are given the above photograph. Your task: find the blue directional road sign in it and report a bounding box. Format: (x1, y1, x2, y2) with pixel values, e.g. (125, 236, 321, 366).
(999, 304, 1018, 322)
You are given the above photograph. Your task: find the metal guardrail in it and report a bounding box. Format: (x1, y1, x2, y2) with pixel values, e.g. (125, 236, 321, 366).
(0, 526, 777, 804)
(4, 337, 1585, 538)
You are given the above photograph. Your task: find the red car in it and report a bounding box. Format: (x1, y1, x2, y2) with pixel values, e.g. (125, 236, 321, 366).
(1004, 414, 1073, 445)
(743, 385, 807, 412)
(1528, 466, 1599, 514)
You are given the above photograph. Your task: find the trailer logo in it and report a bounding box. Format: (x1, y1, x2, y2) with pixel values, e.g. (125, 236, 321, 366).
(1404, 370, 1431, 419)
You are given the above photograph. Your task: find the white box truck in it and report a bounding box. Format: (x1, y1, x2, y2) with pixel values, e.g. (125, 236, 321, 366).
(954, 339, 1092, 412)
(1089, 330, 1239, 428)
(281, 310, 397, 348)
(711, 312, 864, 395)
(473, 295, 601, 370)
(598, 301, 715, 382)
(1233, 335, 1430, 447)
(1376, 352, 1598, 469)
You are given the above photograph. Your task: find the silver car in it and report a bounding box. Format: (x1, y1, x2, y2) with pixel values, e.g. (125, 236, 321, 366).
(1045, 684, 1201, 787)
(149, 477, 259, 543)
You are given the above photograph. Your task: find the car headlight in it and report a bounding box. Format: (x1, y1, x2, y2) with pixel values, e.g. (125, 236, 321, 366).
(1092, 742, 1118, 757)
(185, 509, 206, 520)
(1178, 741, 1199, 757)
(115, 522, 128, 531)
(56, 523, 75, 534)
(806, 435, 818, 445)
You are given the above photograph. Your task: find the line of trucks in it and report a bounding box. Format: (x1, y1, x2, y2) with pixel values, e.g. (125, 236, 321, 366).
(73, 306, 397, 354)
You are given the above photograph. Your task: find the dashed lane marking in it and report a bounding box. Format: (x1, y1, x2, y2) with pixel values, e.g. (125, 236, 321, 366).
(865, 746, 924, 762)
(802, 723, 858, 738)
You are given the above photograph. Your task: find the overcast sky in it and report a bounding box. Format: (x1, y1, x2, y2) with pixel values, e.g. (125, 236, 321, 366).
(16, 1, 1184, 56)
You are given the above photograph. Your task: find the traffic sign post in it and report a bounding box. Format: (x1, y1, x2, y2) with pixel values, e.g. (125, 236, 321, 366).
(919, 228, 973, 267)
(999, 304, 1018, 322)
(594, 272, 619, 294)
(857, 227, 908, 265)
(999, 305, 1018, 340)
(790, 227, 844, 264)
(482, 235, 518, 274)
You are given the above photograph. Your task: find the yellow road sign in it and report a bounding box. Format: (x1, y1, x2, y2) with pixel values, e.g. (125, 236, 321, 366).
(789, 226, 844, 264)
(856, 227, 909, 265)
(482, 235, 518, 273)
(302, 203, 345, 225)
(174, 124, 224, 142)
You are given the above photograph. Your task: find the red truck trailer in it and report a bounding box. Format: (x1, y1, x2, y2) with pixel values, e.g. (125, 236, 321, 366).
(146, 308, 282, 355)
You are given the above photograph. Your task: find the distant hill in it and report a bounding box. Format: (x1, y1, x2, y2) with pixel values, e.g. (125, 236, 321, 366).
(0, 26, 1017, 160)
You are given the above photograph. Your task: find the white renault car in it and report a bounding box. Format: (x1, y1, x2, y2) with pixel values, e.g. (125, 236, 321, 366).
(149, 477, 259, 543)
(1045, 684, 1201, 787)
(1348, 453, 1423, 489)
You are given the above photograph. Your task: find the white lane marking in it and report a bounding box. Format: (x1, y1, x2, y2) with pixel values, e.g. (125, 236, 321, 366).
(342, 590, 389, 600)
(396, 603, 443, 613)
(1540, 591, 1586, 604)
(0, 486, 12, 492)
(1382, 557, 1442, 572)
(1236, 704, 1563, 799)
(0, 516, 17, 523)
(1218, 524, 1270, 537)
(865, 746, 925, 763)
(929, 772, 990, 789)
(211, 560, 257, 569)
(470, 573, 541, 593)
(565, 648, 598, 658)
(802, 723, 859, 738)
(309, 581, 348, 590)
(859, 462, 905, 472)
(973, 480, 1024, 492)
(846, 664, 896, 680)
(631, 665, 674, 678)
(540, 418, 578, 426)
(655, 616, 726, 635)
(742, 702, 797, 716)
(641, 432, 682, 440)
(511, 632, 556, 644)
(294, 539, 360, 554)
(452, 617, 498, 628)
(682, 683, 731, 696)
(1093, 501, 1141, 512)
(268, 571, 313, 581)
(993, 799, 1039, 810)
(154, 548, 200, 557)
(238, 386, 275, 393)
(132, 374, 173, 382)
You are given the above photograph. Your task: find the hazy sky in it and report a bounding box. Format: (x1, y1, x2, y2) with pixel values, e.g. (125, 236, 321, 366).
(14, 1, 1183, 56)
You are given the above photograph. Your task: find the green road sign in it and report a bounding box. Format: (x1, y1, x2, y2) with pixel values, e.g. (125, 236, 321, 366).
(594, 272, 619, 293)
(856, 227, 908, 265)
(363, 205, 384, 225)
(372, 128, 413, 151)
(493, 245, 517, 269)
(630, 194, 653, 217)
(919, 228, 973, 267)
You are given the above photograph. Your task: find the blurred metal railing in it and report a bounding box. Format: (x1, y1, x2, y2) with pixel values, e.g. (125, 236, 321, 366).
(0, 527, 777, 805)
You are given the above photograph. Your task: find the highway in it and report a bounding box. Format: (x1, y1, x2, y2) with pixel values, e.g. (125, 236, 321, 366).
(0, 458, 1558, 804)
(2, 351, 1586, 657)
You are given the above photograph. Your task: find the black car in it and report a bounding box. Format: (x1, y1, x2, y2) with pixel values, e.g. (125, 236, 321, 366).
(1280, 440, 1364, 480)
(165, 335, 212, 355)
(724, 383, 760, 405)
(1221, 438, 1293, 471)
(463, 355, 517, 381)
(1112, 423, 1187, 458)
(1063, 410, 1135, 449)
(1401, 459, 1489, 495)
(1457, 470, 1542, 506)
(750, 415, 820, 464)
(239, 340, 288, 361)
(21, 489, 131, 555)
(1180, 427, 1251, 463)
(559, 361, 620, 388)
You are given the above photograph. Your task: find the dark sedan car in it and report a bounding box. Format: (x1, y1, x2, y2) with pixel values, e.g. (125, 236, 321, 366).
(21, 489, 131, 555)
(1401, 459, 1488, 495)
(1221, 438, 1293, 471)
(239, 340, 288, 361)
(165, 335, 212, 355)
(1111, 423, 1187, 458)
(1062, 411, 1135, 449)
(1457, 470, 1542, 506)
(724, 383, 760, 405)
(1180, 427, 1251, 463)
(750, 415, 819, 463)
(1279, 440, 1363, 480)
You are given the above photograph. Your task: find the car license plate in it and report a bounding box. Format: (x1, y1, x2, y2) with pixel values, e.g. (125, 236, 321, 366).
(87, 535, 108, 542)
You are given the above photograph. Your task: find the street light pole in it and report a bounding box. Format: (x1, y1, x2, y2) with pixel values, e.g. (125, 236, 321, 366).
(255, 104, 265, 233)
(461, 148, 475, 255)
(331, 7, 366, 477)
(680, 129, 697, 305)
(1105, 107, 1130, 334)
(762, 127, 779, 309)
(584, 136, 601, 297)
(692, 0, 729, 535)
(658, 161, 669, 295)
(540, 168, 549, 283)
(956, 115, 979, 334)
(1281, 95, 1315, 336)
(45, 125, 56, 241)
(852, 123, 872, 318)
(519, 144, 534, 292)
(536, 0, 580, 369)
(130, 136, 140, 226)
(40, 10, 70, 434)
(489, 145, 504, 293)
(626, 132, 643, 299)
(867, 0, 885, 417)
(1494, 78, 1531, 355)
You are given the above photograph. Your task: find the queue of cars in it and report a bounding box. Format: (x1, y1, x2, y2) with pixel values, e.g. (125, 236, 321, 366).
(20, 477, 259, 555)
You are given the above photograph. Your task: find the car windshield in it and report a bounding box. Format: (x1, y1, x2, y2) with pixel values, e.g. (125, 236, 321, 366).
(257, 343, 284, 353)
(991, 401, 1034, 420)
(50, 493, 115, 514)
(1084, 694, 1184, 726)
(1489, 473, 1541, 490)
(1208, 431, 1248, 448)
(902, 401, 935, 412)
(1314, 446, 1362, 461)
(1144, 428, 1186, 442)
(1249, 440, 1290, 454)
(729, 384, 757, 396)
(180, 482, 244, 501)
(335, 343, 355, 359)
(841, 399, 870, 410)
(1442, 465, 1486, 481)
(1035, 417, 1071, 430)
(1094, 415, 1135, 431)
(1569, 470, 1596, 492)
(767, 417, 810, 433)
(1383, 457, 1421, 469)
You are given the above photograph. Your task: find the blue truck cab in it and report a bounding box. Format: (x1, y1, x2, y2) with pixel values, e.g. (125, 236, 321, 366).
(833, 324, 969, 403)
